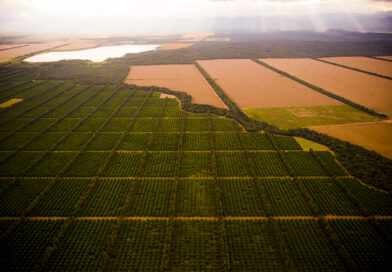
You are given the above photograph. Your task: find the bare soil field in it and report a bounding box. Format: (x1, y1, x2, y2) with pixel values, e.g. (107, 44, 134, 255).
(50, 41, 100, 52)
(0, 41, 68, 62)
(125, 64, 226, 108)
(261, 58, 392, 117)
(311, 121, 392, 159)
(180, 33, 213, 42)
(320, 56, 392, 77)
(197, 59, 340, 108)
(158, 43, 193, 50)
(0, 44, 27, 51)
(378, 56, 392, 61)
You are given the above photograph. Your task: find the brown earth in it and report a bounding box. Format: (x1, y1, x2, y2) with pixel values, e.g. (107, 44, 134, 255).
(261, 58, 392, 117)
(125, 64, 227, 108)
(320, 56, 392, 77)
(158, 43, 193, 50)
(0, 44, 27, 51)
(311, 121, 392, 160)
(0, 41, 69, 63)
(50, 41, 100, 52)
(197, 59, 340, 108)
(180, 33, 213, 42)
(378, 56, 392, 61)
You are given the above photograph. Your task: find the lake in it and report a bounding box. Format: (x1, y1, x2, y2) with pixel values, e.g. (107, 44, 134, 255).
(24, 44, 160, 62)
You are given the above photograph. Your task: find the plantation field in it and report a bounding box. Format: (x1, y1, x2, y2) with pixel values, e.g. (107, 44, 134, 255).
(197, 59, 340, 108)
(319, 56, 392, 77)
(244, 104, 380, 129)
(311, 121, 392, 160)
(125, 64, 226, 108)
(261, 58, 392, 117)
(0, 69, 391, 271)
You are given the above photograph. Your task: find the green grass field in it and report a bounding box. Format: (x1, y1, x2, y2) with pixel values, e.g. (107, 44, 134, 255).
(244, 104, 381, 129)
(0, 68, 391, 271)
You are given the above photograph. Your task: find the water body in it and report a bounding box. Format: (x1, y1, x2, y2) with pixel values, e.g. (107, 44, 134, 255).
(24, 44, 160, 62)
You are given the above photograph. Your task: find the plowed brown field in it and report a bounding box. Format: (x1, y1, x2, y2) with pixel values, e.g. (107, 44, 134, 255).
(0, 41, 68, 62)
(261, 58, 392, 117)
(320, 56, 392, 77)
(197, 59, 340, 108)
(125, 64, 226, 108)
(51, 41, 100, 51)
(378, 56, 392, 61)
(159, 43, 193, 50)
(311, 122, 392, 159)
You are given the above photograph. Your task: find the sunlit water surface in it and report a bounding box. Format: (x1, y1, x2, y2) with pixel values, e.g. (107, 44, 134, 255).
(24, 44, 160, 62)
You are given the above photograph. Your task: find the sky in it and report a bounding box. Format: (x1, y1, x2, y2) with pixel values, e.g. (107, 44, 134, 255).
(0, 0, 391, 35)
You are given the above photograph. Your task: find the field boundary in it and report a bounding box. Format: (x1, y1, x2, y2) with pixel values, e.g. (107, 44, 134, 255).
(314, 58, 392, 80)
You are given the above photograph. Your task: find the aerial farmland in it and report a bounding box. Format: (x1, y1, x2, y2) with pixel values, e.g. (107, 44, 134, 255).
(1, 0, 392, 270)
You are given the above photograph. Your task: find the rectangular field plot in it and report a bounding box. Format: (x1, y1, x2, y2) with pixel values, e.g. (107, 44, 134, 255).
(22, 118, 57, 132)
(67, 107, 95, 118)
(278, 220, 345, 271)
(81, 179, 134, 216)
(241, 132, 274, 150)
(139, 107, 162, 118)
(216, 152, 250, 177)
(180, 152, 212, 177)
(211, 117, 236, 131)
(48, 118, 81, 132)
(262, 178, 312, 216)
(225, 220, 283, 271)
(115, 107, 137, 118)
(55, 133, 93, 150)
(26, 152, 76, 177)
(162, 106, 182, 117)
(102, 152, 142, 177)
(64, 152, 108, 177)
(23, 132, 65, 150)
(261, 58, 392, 117)
(185, 118, 208, 131)
(0, 132, 39, 150)
(250, 152, 288, 176)
(198, 59, 339, 108)
(128, 179, 172, 216)
(285, 151, 326, 176)
(157, 118, 181, 132)
(47, 220, 114, 271)
(142, 152, 177, 177)
(30, 179, 90, 216)
(213, 132, 241, 150)
(315, 151, 347, 176)
(118, 133, 151, 150)
(340, 177, 392, 215)
(170, 221, 220, 271)
(130, 118, 157, 132)
(299, 178, 360, 215)
(75, 118, 106, 132)
(0, 179, 50, 216)
(320, 56, 392, 78)
(183, 133, 210, 150)
(0, 151, 43, 176)
(1, 220, 63, 271)
(86, 133, 121, 150)
(89, 107, 117, 118)
(273, 135, 302, 150)
(219, 179, 264, 216)
(150, 133, 179, 151)
(330, 219, 392, 271)
(0, 118, 33, 131)
(125, 64, 226, 108)
(175, 179, 216, 216)
(108, 221, 165, 271)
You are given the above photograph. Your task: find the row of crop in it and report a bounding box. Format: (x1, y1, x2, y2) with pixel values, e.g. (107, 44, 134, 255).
(0, 80, 50, 104)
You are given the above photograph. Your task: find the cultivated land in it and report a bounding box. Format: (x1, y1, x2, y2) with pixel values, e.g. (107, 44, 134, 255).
(320, 56, 392, 77)
(311, 121, 392, 160)
(244, 105, 381, 129)
(125, 64, 227, 108)
(378, 56, 392, 61)
(197, 59, 340, 108)
(50, 41, 101, 51)
(261, 58, 392, 117)
(0, 41, 68, 63)
(0, 68, 391, 271)
(158, 43, 193, 50)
